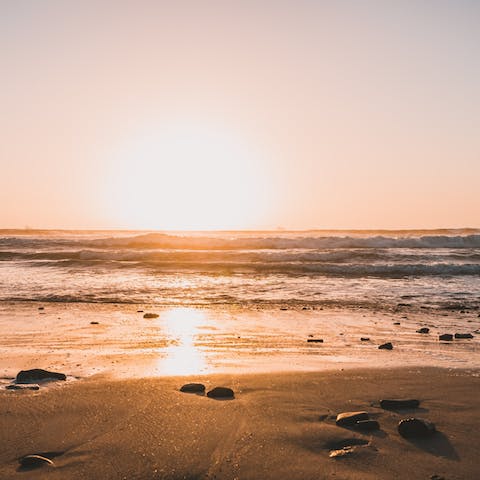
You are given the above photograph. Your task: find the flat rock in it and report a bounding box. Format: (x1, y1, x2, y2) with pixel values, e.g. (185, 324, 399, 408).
(6, 384, 40, 391)
(393, 322, 401, 325)
(454, 333, 473, 339)
(16, 369, 66, 383)
(439, 334, 453, 341)
(19, 455, 54, 468)
(354, 420, 380, 431)
(307, 338, 323, 343)
(378, 342, 393, 350)
(90, 321, 99, 325)
(180, 383, 205, 393)
(207, 387, 234, 399)
(416, 327, 430, 334)
(380, 399, 420, 409)
(398, 418, 436, 438)
(336, 411, 369, 427)
(360, 337, 370, 341)
(143, 313, 159, 319)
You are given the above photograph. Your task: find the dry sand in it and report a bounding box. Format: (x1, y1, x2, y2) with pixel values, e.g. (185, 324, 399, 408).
(1, 367, 478, 479)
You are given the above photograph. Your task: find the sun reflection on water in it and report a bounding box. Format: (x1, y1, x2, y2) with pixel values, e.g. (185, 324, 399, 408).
(157, 308, 209, 375)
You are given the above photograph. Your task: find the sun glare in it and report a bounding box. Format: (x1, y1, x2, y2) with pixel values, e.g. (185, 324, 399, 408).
(103, 120, 271, 230)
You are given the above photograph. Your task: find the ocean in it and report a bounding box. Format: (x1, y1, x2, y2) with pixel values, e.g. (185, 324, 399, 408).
(1, 229, 479, 311)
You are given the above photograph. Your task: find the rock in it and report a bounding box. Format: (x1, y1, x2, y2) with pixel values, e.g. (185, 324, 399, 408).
(329, 446, 355, 458)
(354, 420, 380, 431)
(6, 384, 40, 391)
(19, 455, 54, 468)
(207, 387, 235, 399)
(143, 313, 159, 319)
(416, 327, 430, 334)
(380, 399, 419, 409)
(360, 337, 370, 341)
(336, 411, 369, 427)
(430, 475, 446, 480)
(393, 322, 401, 325)
(439, 334, 453, 341)
(137, 310, 144, 313)
(180, 383, 205, 393)
(16, 369, 66, 383)
(90, 321, 99, 325)
(280, 307, 288, 311)
(378, 342, 393, 350)
(38, 307, 44, 310)
(397, 418, 436, 438)
(454, 333, 473, 339)
(307, 339, 323, 343)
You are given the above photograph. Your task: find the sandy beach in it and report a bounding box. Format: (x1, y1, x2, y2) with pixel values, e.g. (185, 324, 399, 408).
(1, 302, 479, 479)
(1, 367, 478, 479)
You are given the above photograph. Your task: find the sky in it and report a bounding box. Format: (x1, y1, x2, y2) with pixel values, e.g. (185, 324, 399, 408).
(1, 0, 479, 230)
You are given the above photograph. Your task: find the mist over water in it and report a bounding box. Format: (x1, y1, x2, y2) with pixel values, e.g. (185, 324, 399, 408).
(1, 229, 479, 311)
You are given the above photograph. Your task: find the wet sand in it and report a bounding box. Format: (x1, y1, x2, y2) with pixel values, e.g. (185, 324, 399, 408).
(1, 368, 479, 479)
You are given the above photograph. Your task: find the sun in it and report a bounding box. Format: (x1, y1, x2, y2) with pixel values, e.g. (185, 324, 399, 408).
(102, 119, 271, 230)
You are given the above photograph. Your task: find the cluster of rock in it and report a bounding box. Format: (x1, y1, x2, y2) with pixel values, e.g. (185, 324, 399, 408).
(180, 383, 234, 399)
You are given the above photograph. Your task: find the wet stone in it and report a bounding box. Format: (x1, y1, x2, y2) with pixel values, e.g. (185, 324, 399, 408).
(180, 383, 205, 394)
(19, 455, 54, 469)
(207, 387, 235, 399)
(380, 399, 420, 410)
(16, 369, 66, 383)
(336, 411, 369, 427)
(398, 418, 436, 438)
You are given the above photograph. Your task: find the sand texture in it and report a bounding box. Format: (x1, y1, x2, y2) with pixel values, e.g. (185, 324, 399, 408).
(1, 367, 478, 479)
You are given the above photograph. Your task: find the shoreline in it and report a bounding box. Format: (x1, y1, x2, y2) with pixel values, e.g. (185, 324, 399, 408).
(1, 366, 478, 479)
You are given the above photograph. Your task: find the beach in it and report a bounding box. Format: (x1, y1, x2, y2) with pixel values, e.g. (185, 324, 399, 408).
(1, 302, 479, 479)
(1, 366, 478, 479)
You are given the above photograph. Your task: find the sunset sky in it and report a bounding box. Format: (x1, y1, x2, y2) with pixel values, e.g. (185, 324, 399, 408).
(1, 1, 479, 230)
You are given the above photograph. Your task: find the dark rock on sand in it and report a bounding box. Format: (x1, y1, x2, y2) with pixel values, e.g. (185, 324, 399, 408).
(137, 310, 144, 313)
(207, 387, 235, 399)
(430, 475, 446, 480)
(280, 307, 288, 311)
(19, 454, 54, 468)
(90, 321, 99, 325)
(354, 420, 380, 431)
(143, 313, 159, 319)
(378, 342, 393, 350)
(38, 307, 44, 310)
(360, 337, 370, 341)
(439, 334, 453, 341)
(393, 322, 401, 325)
(6, 384, 40, 391)
(454, 333, 473, 339)
(336, 411, 369, 427)
(397, 418, 436, 438)
(16, 369, 66, 383)
(416, 327, 430, 334)
(180, 383, 205, 394)
(307, 339, 323, 343)
(380, 399, 420, 410)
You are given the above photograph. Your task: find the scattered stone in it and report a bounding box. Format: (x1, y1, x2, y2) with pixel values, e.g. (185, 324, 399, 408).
(180, 383, 205, 394)
(380, 399, 420, 410)
(416, 327, 430, 334)
(90, 321, 99, 325)
(439, 334, 453, 341)
(454, 333, 473, 339)
(336, 411, 369, 427)
(307, 339, 323, 343)
(460, 310, 466, 314)
(302, 307, 309, 310)
(143, 313, 159, 319)
(16, 369, 66, 383)
(397, 418, 436, 438)
(354, 420, 380, 431)
(329, 446, 355, 458)
(360, 337, 370, 341)
(207, 387, 234, 399)
(378, 342, 393, 350)
(19, 455, 54, 469)
(6, 384, 40, 391)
